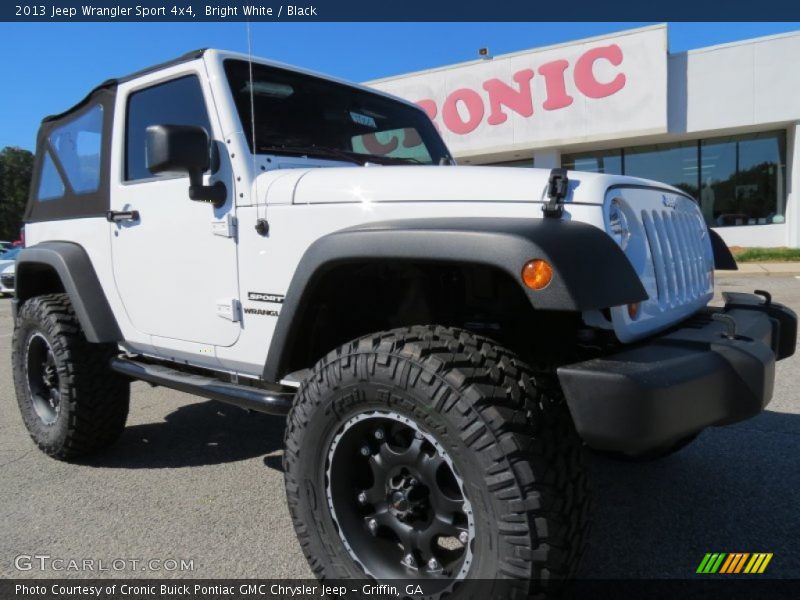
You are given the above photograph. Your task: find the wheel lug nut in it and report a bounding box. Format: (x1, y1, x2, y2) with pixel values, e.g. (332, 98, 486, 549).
(367, 519, 378, 535)
(357, 492, 367, 504)
(458, 531, 469, 544)
(374, 429, 385, 440)
(359, 445, 371, 456)
(403, 554, 417, 568)
(427, 557, 439, 570)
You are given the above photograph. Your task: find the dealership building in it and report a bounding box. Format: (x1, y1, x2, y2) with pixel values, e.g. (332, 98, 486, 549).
(369, 24, 800, 248)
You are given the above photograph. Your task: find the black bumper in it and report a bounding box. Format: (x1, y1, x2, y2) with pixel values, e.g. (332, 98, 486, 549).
(558, 292, 797, 455)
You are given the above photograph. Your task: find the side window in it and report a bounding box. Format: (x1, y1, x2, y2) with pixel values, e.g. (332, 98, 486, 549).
(37, 104, 104, 201)
(125, 75, 212, 181)
(37, 152, 65, 201)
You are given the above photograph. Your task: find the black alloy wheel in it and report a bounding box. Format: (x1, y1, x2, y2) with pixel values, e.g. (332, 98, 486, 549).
(326, 410, 474, 585)
(25, 332, 62, 425)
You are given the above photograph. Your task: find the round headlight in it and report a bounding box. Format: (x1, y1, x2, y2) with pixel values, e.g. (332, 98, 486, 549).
(608, 198, 631, 250)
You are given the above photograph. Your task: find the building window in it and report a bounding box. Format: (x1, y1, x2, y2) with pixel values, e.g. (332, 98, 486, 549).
(561, 148, 621, 174)
(562, 130, 786, 227)
(489, 159, 534, 167)
(623, 140, 699, 199)
(701, 132, 786, 227)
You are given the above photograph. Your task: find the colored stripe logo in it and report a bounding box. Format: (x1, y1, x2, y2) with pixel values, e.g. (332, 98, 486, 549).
(696, 552, 773, 574)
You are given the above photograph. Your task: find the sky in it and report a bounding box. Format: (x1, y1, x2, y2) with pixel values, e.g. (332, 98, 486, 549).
(1, 21, 799, 150)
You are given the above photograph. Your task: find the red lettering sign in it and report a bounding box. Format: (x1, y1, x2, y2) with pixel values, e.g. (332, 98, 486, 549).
(482, 69, 534, 125)
(442, 88, 485, 135)
(573, 44, 626, 98)
(538, 59, 573, 111)
(415, 43, 627, 135)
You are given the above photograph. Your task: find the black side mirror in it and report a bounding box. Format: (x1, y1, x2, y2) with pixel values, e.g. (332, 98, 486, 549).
(146, 124, 226, 208)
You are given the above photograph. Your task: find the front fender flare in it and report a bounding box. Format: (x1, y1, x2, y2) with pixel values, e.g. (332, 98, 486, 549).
(263, 217, 646, 381)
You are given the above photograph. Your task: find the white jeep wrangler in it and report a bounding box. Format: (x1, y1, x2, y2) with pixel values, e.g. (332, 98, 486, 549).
(11, 49, 796, 596)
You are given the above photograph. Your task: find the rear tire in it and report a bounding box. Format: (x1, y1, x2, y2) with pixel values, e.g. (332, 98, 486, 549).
(284, 325, 589, 597)
(12, 293, 129, 460)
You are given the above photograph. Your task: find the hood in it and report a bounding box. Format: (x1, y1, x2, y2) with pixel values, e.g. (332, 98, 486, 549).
(262, 165, 687, 207)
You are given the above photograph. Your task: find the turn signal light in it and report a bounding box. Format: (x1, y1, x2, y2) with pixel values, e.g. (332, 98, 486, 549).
(627, 302, 640, 320)
(522, 259, 553, 290)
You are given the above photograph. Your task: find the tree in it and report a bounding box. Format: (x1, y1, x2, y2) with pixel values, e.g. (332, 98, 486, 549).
(0, 146, 34, 241)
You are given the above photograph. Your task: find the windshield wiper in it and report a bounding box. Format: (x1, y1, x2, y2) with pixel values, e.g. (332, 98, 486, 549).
(257, 143, 365, 165)
(257, 143, 430, 166)
(362, 154, 425, 165)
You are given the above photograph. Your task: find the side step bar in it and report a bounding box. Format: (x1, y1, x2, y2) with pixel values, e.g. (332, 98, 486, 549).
(110, 357, 293, 416)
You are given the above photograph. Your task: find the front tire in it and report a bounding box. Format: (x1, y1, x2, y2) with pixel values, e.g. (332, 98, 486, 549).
(284, 326, 589, 597)
(12, 293, 130, 460)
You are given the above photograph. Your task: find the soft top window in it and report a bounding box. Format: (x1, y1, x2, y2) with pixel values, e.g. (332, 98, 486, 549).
(26, 86, 113, 223)
(37, 152, 65, 201)
(38, 104, 104, 201)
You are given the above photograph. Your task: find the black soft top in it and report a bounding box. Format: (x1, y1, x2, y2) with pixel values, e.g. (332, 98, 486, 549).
(42, 49, 206, 123)
(26, 49, 206, 223)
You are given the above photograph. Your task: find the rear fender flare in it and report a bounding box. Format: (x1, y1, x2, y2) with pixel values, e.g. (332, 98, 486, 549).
(15, 242, 121, 343)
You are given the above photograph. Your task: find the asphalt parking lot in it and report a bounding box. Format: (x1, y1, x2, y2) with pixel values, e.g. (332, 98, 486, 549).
(1, 276, 798, 580)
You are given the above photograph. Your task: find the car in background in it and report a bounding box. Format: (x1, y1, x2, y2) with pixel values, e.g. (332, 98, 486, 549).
(0, 247, 20, 297)
(0, 263, 14, 296)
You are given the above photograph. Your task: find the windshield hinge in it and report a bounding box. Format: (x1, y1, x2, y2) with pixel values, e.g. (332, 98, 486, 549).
(542, 168, 568, 218)
(212, 213, 237, 239)
(216, 298, 241, 322)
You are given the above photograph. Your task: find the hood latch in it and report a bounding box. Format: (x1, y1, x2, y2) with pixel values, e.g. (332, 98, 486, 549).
(542, 168, 568, 218)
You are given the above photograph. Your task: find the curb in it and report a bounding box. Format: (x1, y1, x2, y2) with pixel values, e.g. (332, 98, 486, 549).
(716, 264, 800, 278)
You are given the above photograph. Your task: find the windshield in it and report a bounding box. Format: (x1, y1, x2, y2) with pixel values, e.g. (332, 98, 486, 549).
(224, 60, 451, 166)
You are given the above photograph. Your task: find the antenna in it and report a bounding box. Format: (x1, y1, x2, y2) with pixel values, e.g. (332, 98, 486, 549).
(246, 20, 257, 165)
(246, 20, 269, 235)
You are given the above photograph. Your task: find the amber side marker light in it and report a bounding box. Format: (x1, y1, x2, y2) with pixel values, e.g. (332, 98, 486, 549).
(522, 259, 553, 290)
(627, 302, 641, 320)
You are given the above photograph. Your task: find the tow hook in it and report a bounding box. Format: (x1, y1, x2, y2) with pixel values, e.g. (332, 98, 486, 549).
(754, 289, 773, 307)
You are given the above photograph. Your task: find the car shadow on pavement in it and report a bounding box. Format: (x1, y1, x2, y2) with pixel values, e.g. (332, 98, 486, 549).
(578, 409, 800, 579)
(81, 400, 287, 469)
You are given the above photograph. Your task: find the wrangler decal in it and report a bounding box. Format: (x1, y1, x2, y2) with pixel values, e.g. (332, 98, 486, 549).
(243, 307, 279, 317)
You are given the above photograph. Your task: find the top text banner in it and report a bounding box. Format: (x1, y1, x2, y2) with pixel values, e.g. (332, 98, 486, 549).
(5, 0, 800, 21)
(370, 26, 667, 158)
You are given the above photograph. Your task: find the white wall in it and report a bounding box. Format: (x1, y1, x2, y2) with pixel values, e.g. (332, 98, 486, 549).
(533, 148, 559, 169)
(788, 123, 800, 248)
(669, 32, 800, 135)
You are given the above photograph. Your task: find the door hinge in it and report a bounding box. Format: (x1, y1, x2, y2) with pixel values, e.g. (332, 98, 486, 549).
(216, 298, 241, 322)
(212, 214, 237, 238)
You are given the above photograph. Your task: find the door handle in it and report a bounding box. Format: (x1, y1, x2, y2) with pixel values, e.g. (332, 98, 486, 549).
(106, 210, 140, 223)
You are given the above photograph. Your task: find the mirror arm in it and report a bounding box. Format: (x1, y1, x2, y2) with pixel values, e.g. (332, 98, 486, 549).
(187, 168, 227, 208)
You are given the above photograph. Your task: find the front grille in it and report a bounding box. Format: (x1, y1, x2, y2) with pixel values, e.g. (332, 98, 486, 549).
(1, 275, 14, 289)
(641, 209, 709, 308)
